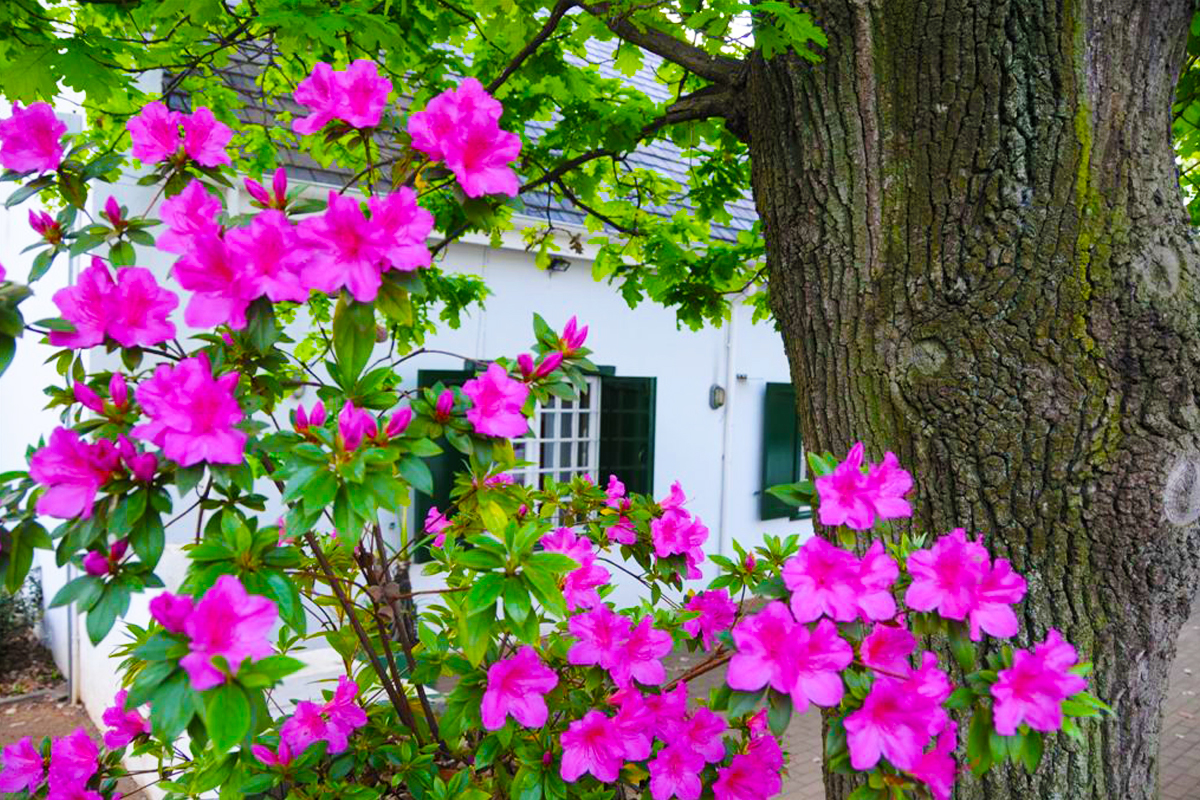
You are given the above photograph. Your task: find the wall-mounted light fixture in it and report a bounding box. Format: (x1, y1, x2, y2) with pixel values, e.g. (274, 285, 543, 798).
(709, 384, 726, 409)
(548, 256, 572, 273)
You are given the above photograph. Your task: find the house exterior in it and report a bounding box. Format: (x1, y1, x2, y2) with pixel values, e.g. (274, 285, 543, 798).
(0, 53, 815, 791)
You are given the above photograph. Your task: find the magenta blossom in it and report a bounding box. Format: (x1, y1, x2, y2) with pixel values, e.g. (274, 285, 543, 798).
(782, 536, 898, 623)
(117, 436, 158, 483)
(567, 604, 632, 671)
(860, 621, 917, 674)
(425, 506, 450, 547)
(649, 744, 704, 800)
(246, 167, 289, 209)
(384, 407, 412, 439)
(133, 354, 246, 466)
(102, 689, 151, 749)
(47, 728, 98, 792)
(991, 629, 1088, 735)
(608, 689, 654, 760)
(73, 382, 103, 414)
(250, 740, 293, 768)
(298, 192, 389, 302)
(815, 442, 914, 530)
(172, 233, 256, 329)
(559, 710, 624, 783)
(82, 551, 109, 577)
(682, 589, 737, 650)
(292, 62, 339, 134)
(127, 102, 184, 163)
(294, 400, 327, 432)
(844, 652, 951, 771)
(281, 676, 368, 755)
(29, 428, 119, 519)
(181, 106, 233, 166)
(179, 574, 277, 690)
(643, 681, 689, 741)
(610, 616, 672, 688)
(712, 750, 783, 800)
(0, 102, 66, 173)
(462, 363, 530, 438)
(149, 591, 195, 633)
(224, 210, 309, 303)
(158, 179, 222, 254)
(562, 560, 610, 611)
(675, 707, 727, 763)
(368, 189, 434, 272)
(434, 388, 455, 419)
(338, 401, 378, 451)
(0, 736, 44, 793)
(108, 266, 179, 347)
(103, 196, 124, 227)
(408, 78, 502, 161)
(481, 645, 559, 730)
(50, 260, 114, 348)
(909, 721, 958, 800)
(560, 316, 588, 353)
(109, 373, 128, 408)
(337, 60, 393, 128)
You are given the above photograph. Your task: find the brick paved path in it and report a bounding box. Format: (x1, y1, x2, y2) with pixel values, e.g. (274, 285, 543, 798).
(776, 599, 1200, 800)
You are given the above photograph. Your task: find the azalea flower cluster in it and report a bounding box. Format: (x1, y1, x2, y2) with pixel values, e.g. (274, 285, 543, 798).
(649, 482, 710, 578)
(149, 574, 277, 690)
(29, 427, 157, 519)
(0, 728, 100, 799)
(127, 101, 233, 167)
(271, 676, 369, 761)
(50, 256, 178, 349)
(0, 101, 66, 174)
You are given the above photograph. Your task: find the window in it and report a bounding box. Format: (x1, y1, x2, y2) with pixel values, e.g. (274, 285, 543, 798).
(412, 368, 657, 560)
(760, 382, 811, 520)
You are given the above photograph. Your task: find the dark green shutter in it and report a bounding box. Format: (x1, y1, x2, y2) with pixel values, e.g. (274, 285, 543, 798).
(760, 382, 809, 520)
(597, 376, 656, 496)
(413, 368, 473, 562)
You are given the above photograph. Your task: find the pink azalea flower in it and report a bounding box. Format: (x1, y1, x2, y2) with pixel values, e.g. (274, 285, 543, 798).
(559, 710, 624, 783)
(298, 192, 388, 302)
(108, 266, 179, 347)
(158, 179, 222, 254)
(610, 616, 672, 688)
(132, 354, 246, 466)
(781, 537, 861, 622)
(368, 189, 433, 272)
(909, 721, 958, 800)
(747, 722, 784, 772)
(384, 408, 412, 439)
(102, 689, 151, 749)
(50, 259, 114, 349)
(280, 702, 328, 755)
(109, 374, 128, 408)
(860, 621, 916, 674)
(293, 62, 340, 134)
(407, 78, 503, 162)
(562, 561, 610, 611)
(727, 602, 852, 711)
(991, 629, 1088, 735)
(224, 210, 309, 302)
(856, 540, 900, 621)
(181, 107, 233, 167)
(74, 382, 103, 414)
(29, 428, 118, 519)
(425, 506, 450, 547)
(713, 751, 782, 800)
(608, 517, 637, 545)
(462, 363, 530, 438)
(82, 550, 109, 576)
(905, 529, 1027, 640)
(649, 744, 704, 800)
(336, 60, 392, 128)
(127, 102, 184, 163)
(0, 736, 44, 793)
(47, 728, 98, 792)
(119, 436, 158, 482)
(481, 645, 559, 730)
(0, 102, 66, 173)
(46, 785, 103, 800)
(643, 681, 689, 741)
(660, 481, 687, 510)
(608, 689, 654, 760)
(532, 351, 563, 379)
(844, 652, 951, 771)
(294, 401, 327, 432)
(149, 591, 194, 633)
(250, 740, 293, 768)
(815, 441, 914, 530)
(173, 233, 255, 329)
(281, 678, 371, 756)
(444, 116, 522, 198)
(650, 508, 695, 557)
(567, 605, 632, 670)
(559, 316, 588, 353)
(0, 263, 6, 282)
(338, 401, 378, 451)
(675, 707, 727, 763)
(517, 353, 535, 380)
(103, 196, 124, 227)
(682, 589, 737, 650)
(541, 527, 592, 564)
(179, 574, 277, 691)
(605, 474, 627, 509)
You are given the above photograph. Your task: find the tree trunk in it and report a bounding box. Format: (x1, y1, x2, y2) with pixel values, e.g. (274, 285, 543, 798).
(743, 0, 1200, 797)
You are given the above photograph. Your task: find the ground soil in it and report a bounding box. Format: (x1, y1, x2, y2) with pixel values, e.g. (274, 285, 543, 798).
(0, 631, 61, 697)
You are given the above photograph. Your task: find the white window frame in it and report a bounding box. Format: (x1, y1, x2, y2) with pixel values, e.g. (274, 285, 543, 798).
(510, 376, 602, 488)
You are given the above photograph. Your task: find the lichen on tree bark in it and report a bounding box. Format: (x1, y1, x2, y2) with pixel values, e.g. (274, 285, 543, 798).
(742, 0, 1200, 797)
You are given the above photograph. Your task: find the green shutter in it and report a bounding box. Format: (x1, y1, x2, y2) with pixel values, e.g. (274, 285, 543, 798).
(597, 376, 656, 496)
(413, 368, 474, 562)
(760, 382, 810, 520)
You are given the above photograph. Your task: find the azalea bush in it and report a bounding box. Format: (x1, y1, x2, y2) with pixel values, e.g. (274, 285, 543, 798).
(0, 60, 1108, 800)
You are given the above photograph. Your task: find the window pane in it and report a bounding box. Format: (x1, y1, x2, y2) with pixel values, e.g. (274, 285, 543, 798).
(560, 411, 574, 438)
(560, 441, 572, 468)
(541, 442, 556, 469)
(561, 399, 574, 410)
(578, 441, 589, 467)
(541, 412, 555, 438)
(577, 412, 590, 437)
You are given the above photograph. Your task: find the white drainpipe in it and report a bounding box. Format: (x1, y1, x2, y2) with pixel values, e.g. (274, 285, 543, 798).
(716, 308, 739, 557)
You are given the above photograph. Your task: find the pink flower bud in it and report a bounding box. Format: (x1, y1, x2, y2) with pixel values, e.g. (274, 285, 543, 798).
(108, 373, 128, 408)
(517, 353, 535, 380)
(244, 177, 271, 206)
(534, 351, 563, 378)
(744, 552, 757, 571)
(149, 591, 194, 634)
(82, 550, 109, 576)
(73, 382, 104, 413)
(110, 538, 129, 561)
(127, 452, 157, 483)
(116, 434, 135, 463)
(272, 167, 287, 206)
(435, 389, 454, 419)
(385, 407, 412, 439)
(103, 196, 123, 226)
(559, 316, 588, 352)
(309, 400, 327, 427)
(293, 404, 309, 432)
(338, 400, 377, 452)
(28, 209, 55, 237)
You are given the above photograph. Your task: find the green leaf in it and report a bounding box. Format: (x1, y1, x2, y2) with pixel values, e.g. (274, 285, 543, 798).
(466, 573, 505, 615)
(331, 296, 376, 386)
(5, 175, 55, 208)
(459, 549, 505, 571)
(150, 671, 195, 740)
(966, 704, 994, 776)
(109, 239, 135, 267)
(948, 620, 977, 671)
(1020, 730, 1043, 773)
(397, 455, 433, 495)
(244, 297, 280, 353)
(727, 688, 766, 717)
(206, 682, 251, 753)
(28, 249, 55, 283)
(86, 582, 128, 644)
(48, 574, 104, 609)
(766, 689, 792, 737)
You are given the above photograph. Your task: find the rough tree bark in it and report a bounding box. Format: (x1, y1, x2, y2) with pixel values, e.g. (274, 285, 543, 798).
(741, 0, 1200, 797)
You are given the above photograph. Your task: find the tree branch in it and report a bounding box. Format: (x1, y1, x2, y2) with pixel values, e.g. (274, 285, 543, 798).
(486, 0, 578, 94)
(581, 2, 742, 83)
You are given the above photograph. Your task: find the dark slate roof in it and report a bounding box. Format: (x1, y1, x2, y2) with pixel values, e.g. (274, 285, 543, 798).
(180, 38, 756, 242)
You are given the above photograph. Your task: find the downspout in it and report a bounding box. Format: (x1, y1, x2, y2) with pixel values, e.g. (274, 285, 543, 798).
(716, 309, 738, 557)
